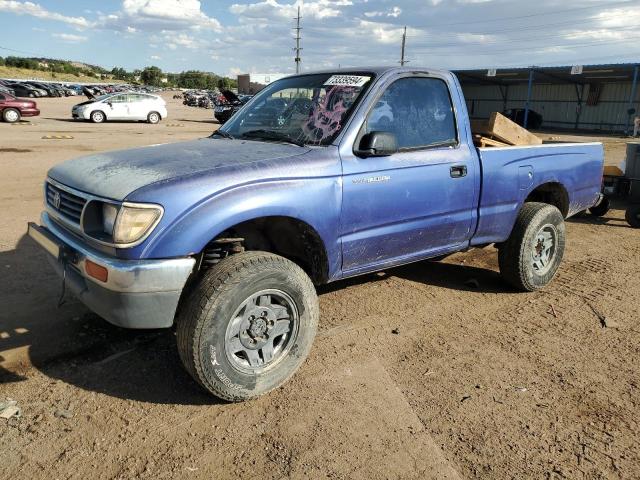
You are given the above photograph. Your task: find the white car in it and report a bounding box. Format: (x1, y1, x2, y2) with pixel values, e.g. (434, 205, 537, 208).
(72, 92, 167, 124)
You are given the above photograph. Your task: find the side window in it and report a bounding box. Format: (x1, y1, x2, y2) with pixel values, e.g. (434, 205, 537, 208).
(111, 95, 128, 103)
(365, 77, 457, 149)
(0, 94, 5, 101)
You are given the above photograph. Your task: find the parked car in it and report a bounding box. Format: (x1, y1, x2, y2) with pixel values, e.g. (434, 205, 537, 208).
(71, 92, 167, 123)
(8, 82, 44, 98)
(28, 67, 603, 401)
(27, 82, 59, 97)
(0, 85, 15, 96)
(502, 108, 543, 129)
(214, 89, 251, 124)
(0, 92, 39, 122)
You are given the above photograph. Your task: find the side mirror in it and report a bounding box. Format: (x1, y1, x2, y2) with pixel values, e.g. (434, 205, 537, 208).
(107, 102, 113, 107)
(355, 131, 398, 158)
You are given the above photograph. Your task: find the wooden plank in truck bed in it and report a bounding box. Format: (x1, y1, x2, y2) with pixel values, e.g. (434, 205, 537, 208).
(473, 134, 509, 148)
(472, 112, 542, 146)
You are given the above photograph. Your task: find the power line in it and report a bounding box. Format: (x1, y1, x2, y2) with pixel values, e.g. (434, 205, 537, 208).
(414, 0, 635, 28)
(409, 12, 637, 39)
(409, 35, 640, 56)
(293, 6, 302, 74)
(409, 26, 640, 50)
(0, 44, 43, 56)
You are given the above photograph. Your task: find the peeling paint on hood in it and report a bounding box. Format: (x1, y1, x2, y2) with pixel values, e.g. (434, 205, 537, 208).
(47, 137, 309, 201)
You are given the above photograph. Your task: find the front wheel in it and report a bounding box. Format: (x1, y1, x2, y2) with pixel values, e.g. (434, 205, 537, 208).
(176, 251, 319, 402)
(90, 110, 106, 123)
(588, 196, 610, 217)
(147, 111, 161, 124)
(498, 202, 566, 291)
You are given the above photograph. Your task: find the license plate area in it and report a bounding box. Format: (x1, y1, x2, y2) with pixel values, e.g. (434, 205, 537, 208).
(28, 222, 61, 259)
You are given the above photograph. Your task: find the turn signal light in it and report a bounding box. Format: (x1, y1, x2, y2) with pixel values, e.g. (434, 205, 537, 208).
(85, 259, 108, 283)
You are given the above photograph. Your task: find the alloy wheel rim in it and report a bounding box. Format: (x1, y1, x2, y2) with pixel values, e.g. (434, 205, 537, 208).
(6, 110, 18, 122)
(531, 224, 557, 275)
(224, 289, 299, 373)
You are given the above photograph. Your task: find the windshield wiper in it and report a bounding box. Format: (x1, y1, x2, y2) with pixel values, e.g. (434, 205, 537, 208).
(240, 129, 306, 147)
(212, 129, 234, 139)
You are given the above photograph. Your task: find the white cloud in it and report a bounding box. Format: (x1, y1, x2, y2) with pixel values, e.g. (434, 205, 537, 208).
(52, 32, 88, 42)
(164, 32, 206, 50)
(364, 6, 401, 18)
(593, 6, 640, 29)
(364, 7, 402, 18)
(150, 55, 162, 60)
(230, 0, 352, 20)
(0, 0, 91, 27)
(100, 0, 221, 32)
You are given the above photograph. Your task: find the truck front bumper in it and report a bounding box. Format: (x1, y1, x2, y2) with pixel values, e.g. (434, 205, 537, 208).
(28, 213, 196, 329)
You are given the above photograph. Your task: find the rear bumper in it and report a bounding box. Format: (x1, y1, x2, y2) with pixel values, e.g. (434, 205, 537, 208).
(28, 213, 196, 329)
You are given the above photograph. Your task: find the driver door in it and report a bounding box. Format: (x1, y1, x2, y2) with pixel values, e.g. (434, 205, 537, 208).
(106, 94, 130, 119)
(340, 75, 477, 273)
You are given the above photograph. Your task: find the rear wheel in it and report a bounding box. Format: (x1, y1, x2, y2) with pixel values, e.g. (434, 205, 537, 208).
(90, 110, 106, 123)
(498, 202, 566, 291)
(147, 111, 160, 124)
(2, 108, 20, 123)
(176, 251, 319, 401)
(626, 204, 640, 228)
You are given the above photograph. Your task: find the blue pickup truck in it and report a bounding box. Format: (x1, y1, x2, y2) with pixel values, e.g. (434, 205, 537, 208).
(28, 67, 603, 401)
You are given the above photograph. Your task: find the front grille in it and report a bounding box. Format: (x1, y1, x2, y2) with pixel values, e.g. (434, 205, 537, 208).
(46, 182, 87, 224)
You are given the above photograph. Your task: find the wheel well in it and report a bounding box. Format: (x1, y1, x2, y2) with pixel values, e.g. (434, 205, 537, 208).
(525, 182, 569, 217)
(201, 216, 329, 285)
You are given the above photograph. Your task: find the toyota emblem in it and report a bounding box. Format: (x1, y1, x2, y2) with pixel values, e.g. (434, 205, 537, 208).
(52, 191, 61, 209)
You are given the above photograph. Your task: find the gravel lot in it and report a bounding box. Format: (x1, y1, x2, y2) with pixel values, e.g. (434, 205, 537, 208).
(1, 93, 638, 479)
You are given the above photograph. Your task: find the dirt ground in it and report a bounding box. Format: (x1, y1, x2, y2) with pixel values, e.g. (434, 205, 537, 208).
(1, 94, 638, 480)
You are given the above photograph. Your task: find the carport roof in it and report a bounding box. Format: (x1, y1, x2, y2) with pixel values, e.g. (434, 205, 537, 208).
(454, 63, 640, 86)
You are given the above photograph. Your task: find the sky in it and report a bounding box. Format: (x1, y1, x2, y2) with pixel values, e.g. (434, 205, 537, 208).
(0, 0, 639, 78)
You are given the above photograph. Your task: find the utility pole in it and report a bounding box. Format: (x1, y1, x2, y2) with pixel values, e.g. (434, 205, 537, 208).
(293, 6, 302, 73)
(400, 26, 407, 66)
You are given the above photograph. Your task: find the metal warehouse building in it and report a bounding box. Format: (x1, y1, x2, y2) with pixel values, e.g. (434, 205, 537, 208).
(454, 63, 639, 134)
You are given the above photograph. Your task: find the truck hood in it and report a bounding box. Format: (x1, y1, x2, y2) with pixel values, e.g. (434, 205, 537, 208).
(47, 138, 309, 200)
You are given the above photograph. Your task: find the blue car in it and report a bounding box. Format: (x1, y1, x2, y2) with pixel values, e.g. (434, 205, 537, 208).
(28, 67, 604, 401)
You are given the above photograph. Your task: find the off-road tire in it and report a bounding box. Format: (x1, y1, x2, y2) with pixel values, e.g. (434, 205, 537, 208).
(626, 204, 640, 228)
(176, 251, 319, 402)
(588, 196, 610, 217)
(90, 110, 106, 123)
(498, 202, 566, 292)
(2, 108, 20, 123)
(147, 111, 161, 124)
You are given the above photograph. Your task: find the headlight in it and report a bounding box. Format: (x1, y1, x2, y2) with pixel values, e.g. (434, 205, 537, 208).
(102, 203, 118, 234)
(112, 203, 163, 245)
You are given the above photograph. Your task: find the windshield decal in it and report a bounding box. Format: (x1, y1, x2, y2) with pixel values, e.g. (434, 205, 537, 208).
(324, 75, 371, 87)
(303, 86, 356, 143)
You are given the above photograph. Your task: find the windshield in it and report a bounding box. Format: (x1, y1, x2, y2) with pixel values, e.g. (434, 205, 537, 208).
(220, 72, 374, 146)
(94, 94, 114, 102)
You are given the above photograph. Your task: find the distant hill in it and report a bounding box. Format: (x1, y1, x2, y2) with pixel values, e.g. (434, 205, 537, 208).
(0, 65, 123, 83)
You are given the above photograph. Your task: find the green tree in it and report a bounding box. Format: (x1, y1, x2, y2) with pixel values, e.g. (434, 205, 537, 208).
(140, 66, 163, 86)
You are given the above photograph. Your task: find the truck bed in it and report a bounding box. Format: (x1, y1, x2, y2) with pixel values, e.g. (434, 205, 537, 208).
(471, 142, 604, 246)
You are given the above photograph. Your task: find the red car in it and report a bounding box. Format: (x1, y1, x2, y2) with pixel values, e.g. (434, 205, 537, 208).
(0, 92, 40, 123)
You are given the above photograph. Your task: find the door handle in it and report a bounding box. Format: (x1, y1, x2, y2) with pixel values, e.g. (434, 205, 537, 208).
(450, 165, 467, 178)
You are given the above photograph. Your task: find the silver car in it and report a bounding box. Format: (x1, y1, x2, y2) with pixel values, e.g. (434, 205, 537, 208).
(72, 92, 168, 124)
